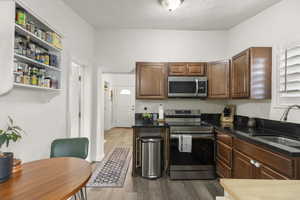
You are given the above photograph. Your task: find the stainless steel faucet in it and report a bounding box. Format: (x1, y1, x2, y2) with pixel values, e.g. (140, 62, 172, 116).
(280, 105, 300, 122)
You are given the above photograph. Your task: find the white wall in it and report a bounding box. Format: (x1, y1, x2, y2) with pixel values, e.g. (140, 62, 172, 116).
(136, 99, 225, 114)
(96, 29, 229, 73)
(227, 0, 300, 123)
(96, 29, 229, 117)
(0, 0, 97, 162)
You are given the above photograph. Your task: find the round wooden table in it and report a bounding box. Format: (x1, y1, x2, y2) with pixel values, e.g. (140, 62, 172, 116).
(0, 157, 92, 200)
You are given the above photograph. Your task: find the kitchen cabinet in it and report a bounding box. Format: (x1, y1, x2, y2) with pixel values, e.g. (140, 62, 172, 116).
(233, 150, 289, 180)
(231, 47, 272, 99)
(168, 62, 206, 76)
(207, 60, 230, 98)
(233, 138, 292, 179)
(168, 63, 187, 76)
(233, 150, 255, 179)
(136, 62, 167, 99)
(187, 63, 206, 76)
(216, 131, 233, 178)
(216, 131, 295, 180)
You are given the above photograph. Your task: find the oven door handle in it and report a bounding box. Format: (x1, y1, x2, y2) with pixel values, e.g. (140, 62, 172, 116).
(170, 134, 215, 140)
(171, 130, 213, 134)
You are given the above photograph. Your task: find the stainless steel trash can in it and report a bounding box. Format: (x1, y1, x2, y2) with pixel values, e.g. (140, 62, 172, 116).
(141, 137, 162, 179)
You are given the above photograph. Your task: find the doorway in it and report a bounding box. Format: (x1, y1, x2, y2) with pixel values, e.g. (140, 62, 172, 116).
(113, 86, 135, 127)
(69, 62, 84, 138)
(104, 81, 112, 131)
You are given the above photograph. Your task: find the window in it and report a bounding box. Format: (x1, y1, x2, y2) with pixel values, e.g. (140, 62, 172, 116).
(277, 44, 300, 105)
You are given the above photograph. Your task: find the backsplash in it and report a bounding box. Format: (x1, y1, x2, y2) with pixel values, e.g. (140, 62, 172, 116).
(135, 99, 226, 113)
(227, 100, 271, 119)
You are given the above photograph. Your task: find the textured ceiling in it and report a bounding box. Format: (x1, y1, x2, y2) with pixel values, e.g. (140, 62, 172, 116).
(62, 0, 281, 30)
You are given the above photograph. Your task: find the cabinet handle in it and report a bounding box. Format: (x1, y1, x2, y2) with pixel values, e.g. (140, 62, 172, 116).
(254, 162, 261, 168)
(250, 160, 256, 165)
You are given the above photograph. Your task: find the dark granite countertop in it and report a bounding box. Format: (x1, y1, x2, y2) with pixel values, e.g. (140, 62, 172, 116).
(132, 119, 169, 128)
(133, 113, 300, 157)
(203, 120, 300, 157)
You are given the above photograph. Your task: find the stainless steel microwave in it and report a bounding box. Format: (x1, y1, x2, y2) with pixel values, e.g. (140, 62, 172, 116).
(168, 76, 208, 98)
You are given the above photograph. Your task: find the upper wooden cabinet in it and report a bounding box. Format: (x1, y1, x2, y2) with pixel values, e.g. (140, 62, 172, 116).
(169, 62, 206, 76)
(207, 60, 230, 98)
(136, 62, 167, 99)
(168, 63, 187, 76)
(231, 47, 272, 99)
(186, 63, 206, 76)
(231, 50, 251, 98)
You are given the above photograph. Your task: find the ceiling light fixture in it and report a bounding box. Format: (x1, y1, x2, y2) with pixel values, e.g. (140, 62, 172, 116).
(160, 0, 184, 12)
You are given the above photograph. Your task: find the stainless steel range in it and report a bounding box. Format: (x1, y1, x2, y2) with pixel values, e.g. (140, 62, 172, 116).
(165, 109, 216, 180)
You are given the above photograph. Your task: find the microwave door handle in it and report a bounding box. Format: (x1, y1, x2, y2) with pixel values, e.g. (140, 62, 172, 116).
(195, 79, 199, 96)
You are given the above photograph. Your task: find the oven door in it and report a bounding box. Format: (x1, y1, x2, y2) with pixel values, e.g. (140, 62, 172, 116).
(168, 77, 207, 97)
(170, 132, 215, 166)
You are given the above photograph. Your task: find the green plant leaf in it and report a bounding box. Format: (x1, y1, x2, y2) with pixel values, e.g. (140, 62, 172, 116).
(0, 135, 6, 148)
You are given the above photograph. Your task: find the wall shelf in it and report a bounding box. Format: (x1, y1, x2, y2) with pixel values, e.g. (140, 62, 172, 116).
(15, 24, 62, 52)
(14, 54, 62, 72)
(13, 1, 63, 93)
(14, 83, 61, 92)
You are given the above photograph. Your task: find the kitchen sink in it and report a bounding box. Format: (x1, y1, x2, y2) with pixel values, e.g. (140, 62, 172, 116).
(257, 136, 300, 147)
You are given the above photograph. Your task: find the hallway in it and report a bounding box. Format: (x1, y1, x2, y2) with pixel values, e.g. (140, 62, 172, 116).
(87, 128, 223, 200)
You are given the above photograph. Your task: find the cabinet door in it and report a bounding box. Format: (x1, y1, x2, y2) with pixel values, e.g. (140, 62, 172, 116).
(216, 158, 232, 178)
(231, 50, 250, 98)
(208, 61, 230, 98)
(169, 63, 187, 76)
(258, 165, 289, 180)
(217, 141, 232, 166)
(233, 150, 255, 179)
(187, 63, 206, 76)
(136, 62, 167, 99)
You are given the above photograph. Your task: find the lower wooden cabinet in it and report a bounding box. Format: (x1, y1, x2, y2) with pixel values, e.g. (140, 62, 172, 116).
(216, 158, 232, 178)
(234, 138, 294, 178)
(217, 141, 232, 166)
(216, 132, 297, 180)
(232, 150, 256, 179)
(216, 132, 233, 178)
(258, 165, 289, 180)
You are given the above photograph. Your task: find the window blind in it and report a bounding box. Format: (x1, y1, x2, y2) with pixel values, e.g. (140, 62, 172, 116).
(279, 46, 300, 97)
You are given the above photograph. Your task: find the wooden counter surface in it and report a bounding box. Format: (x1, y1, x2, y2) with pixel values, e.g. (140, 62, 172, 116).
(220, 179, 300, 200)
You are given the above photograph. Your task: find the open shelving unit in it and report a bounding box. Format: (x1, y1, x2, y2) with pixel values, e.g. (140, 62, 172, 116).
(13, 1, 63, 92)
(13, 83, 62, 92)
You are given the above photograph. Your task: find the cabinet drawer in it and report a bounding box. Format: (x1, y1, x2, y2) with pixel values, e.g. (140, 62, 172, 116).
(259, 165, 289, 180)
(216, 158, 232, 178)
(217, 132, 233, 147)
(217, 141, 232, 166)
(234, 138, 294, 178)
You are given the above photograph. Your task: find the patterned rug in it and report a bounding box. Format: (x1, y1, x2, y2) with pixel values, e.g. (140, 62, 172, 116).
(87, 147, 131, 188)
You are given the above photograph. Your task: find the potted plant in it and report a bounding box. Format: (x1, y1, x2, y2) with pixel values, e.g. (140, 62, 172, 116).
(0, 117, 24, 183)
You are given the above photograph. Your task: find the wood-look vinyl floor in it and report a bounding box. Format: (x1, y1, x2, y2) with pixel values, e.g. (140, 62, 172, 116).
(87, 128, 224, 200)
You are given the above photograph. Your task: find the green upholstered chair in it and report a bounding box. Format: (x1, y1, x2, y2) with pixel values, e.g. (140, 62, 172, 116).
(50, 137, 89, 200)
(50, 137, 89, 159)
